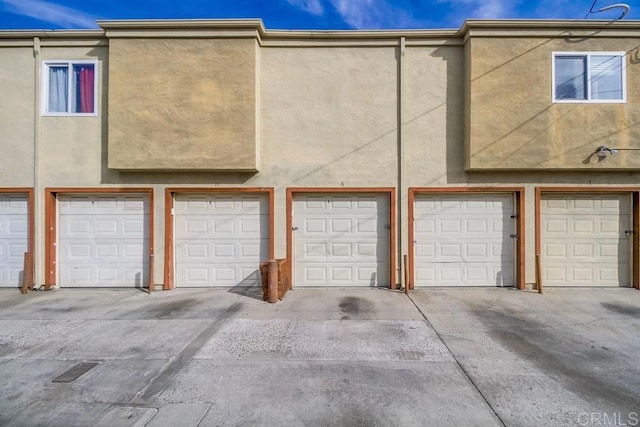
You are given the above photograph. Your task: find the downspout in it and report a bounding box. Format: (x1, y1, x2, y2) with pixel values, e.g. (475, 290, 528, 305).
(397, 36, 405, 288)
(33, 36, 42, 288)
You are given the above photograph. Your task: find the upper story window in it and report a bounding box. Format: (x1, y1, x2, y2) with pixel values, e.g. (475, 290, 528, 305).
(552, 52, 626, 103)
(43, 60, 97, 115)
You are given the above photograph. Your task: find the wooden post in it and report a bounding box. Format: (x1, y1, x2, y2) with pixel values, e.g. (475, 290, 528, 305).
(148, 253, 155, 293)
(536, 254, 543, 294)
(404, 255, 409, 294)
(268, 260, 278, 304)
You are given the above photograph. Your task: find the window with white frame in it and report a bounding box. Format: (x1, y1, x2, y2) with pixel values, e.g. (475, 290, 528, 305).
(43, 61, 97, 115)
(553, 52, 626, 102)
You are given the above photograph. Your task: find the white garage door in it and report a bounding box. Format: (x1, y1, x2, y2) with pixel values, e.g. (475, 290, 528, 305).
(0, 193, 29, 287)
(414, 193, 515, 287)
(174, 193, 269, 287)
(58, 194, 149, 287)
(541, 193, 631, 287)
(293, 193, 390, 287)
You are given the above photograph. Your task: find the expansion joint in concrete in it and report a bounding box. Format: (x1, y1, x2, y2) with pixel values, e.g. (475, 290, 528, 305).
(405, 293, 507, 427)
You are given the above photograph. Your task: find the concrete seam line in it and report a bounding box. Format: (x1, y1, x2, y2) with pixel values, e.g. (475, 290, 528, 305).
(406, 293, 507, 427)
(132, 301, 245, 404)
(196, 402, 215, 427)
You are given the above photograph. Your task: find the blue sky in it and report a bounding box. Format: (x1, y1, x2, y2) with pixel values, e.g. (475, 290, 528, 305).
(0, 0, 638, 31)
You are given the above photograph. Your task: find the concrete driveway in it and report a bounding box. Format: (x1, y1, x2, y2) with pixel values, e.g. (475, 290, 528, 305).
(0, 287, 638, 426)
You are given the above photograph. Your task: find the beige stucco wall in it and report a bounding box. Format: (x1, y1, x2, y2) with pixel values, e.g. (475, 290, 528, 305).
(467, 36, 640, 170)
(0, 46, 35, 186)
(40, 45, 107, 186)
(107, 38, 258, 171)
(258, 46, 398, 188)
(5, 23, 640, 289)
(104, 43, 400, 284)
(257, 45, 400, 267)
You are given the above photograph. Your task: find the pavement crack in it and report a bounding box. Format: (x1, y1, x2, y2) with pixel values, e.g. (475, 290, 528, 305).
(406, 293, 507, 427)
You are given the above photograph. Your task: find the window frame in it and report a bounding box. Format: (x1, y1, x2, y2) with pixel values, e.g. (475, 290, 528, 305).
(42, 60, 98, 116)
(552, 51, 627, 104)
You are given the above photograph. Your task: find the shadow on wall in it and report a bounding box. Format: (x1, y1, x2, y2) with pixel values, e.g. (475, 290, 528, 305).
(498, 197, 516, 287)
(429, 46, 466, 185)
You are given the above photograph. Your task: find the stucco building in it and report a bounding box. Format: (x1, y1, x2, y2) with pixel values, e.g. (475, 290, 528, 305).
(1, 19, 639, 291)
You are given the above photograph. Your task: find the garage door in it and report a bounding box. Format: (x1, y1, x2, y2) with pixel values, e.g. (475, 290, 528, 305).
(58, 194, 149, 287)
(174, 193, 269, 287)
(293, 193, 390, 287)
(414, 194, 515, 287)
(541, 193, 631, 287)
(0, 193, 29, 287)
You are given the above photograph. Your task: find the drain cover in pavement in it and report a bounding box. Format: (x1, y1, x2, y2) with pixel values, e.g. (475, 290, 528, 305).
(52, 362, 99, 383)
(95, 406, 158, 427)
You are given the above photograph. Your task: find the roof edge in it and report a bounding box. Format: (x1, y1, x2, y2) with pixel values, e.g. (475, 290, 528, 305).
(2, 18, 640, 40)
(462, 18, 640, 32)
(0, 29, 104, 39)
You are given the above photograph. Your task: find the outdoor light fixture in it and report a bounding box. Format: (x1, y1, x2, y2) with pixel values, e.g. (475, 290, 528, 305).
(594, 146, 640, 159)
(596, 146, 617, 158)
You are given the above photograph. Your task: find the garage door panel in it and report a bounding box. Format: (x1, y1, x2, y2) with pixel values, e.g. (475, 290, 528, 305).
(294, 193, 390, 287)
(543, 239, 628, 263)
(1, 265, 23, 286)
(239, 217, 263, 234)
(60, 215, 147, 239)
(414, 193, 515, 287)
(174, 193, 269, 287)
(175, 195, 268, 214)
(58, 194, 149, 287)
(357, 265, 386, 282)
(0, 219, 28, 239)
(177, 264, 260, 287)
(304, 218, 327, 234)
(332, 267, 352, 281)
(1, 240, 27, 261)
(60, 239, 147, 261)
(543, 195, 628, 214)
(419, 240, 510, 263)
(541, 193, 630, 287)
(299, 263, 385, 287)
(303, 267, 326, 283)
(59, 195, 148, 215)
(177, 240, 268, 263)
(176, 215, 267, 240)
(295, 242, 326, 260)
(356, 217, 379, 234)
(60, 262, 149, 287)
(414, 197, 511, 215)
(543, 263, 628, 286)
(425, 217, 510, 238)
(0, 194, 29, 287)
(416, 263, 514, 286)
(330, 242, 352, 257)
(0, 195, 28, 213)
(331, 218, 351, 233)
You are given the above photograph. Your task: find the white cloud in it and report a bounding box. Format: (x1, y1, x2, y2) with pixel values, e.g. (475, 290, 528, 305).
(285, 0, 437, 29)
(285, 0, 324, 16)
(0, 0, 98, 28)
(435, 0, 515, 19)
(329, 0, 378, 28)
(327, 0, 424, 29)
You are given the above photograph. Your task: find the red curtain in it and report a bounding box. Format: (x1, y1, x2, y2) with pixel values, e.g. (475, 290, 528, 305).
(77, 65, 94, 113)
